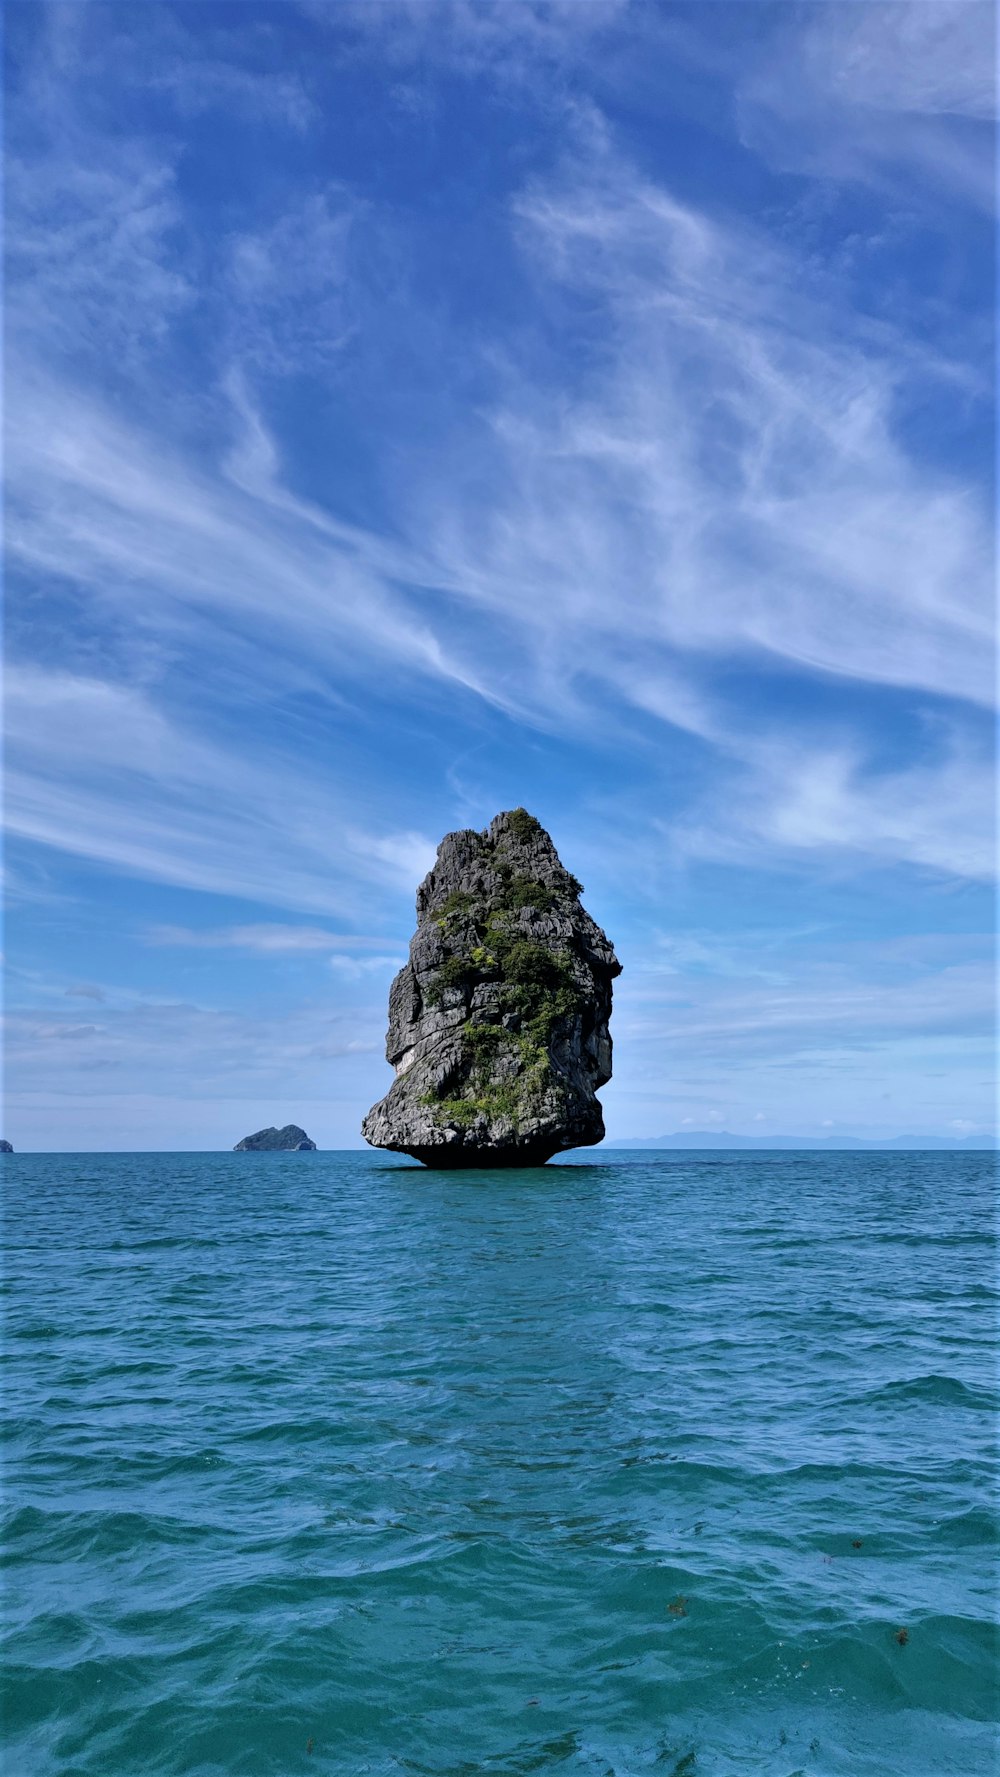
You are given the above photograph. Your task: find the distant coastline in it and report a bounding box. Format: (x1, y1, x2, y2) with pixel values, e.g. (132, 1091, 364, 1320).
(610, 1131, 997, 1152)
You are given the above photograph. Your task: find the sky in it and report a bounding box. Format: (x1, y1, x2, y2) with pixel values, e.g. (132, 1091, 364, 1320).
(3, 0, 995, 1151)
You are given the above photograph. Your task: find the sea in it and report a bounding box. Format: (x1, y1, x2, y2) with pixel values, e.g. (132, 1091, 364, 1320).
(3, 1150, 997, 1777)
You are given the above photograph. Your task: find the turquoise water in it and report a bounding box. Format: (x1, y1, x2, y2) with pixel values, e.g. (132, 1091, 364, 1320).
(3, 1150, 997, 1777)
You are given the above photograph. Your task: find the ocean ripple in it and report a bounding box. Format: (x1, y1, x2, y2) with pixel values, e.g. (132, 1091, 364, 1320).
(2, 1149, 996, 1776)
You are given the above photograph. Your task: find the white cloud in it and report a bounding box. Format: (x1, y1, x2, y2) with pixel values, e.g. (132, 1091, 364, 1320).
(671, 732, 996, 883)
(3, 665, 438, 915)
(486, 152, 992, 711)
(623, 957, 993, 1054)
(224, 192, 362, 371)
(308, 0, 629, 84)
(7, 151, 192, 362)
(148, 923, 402, 953)
(781, 2, 995, 124)
(3, 988, 391, 1149)
(604, 935, 994, 1141)
(328, 954, 407, 978)
(28, 1021, 103, 1041)
(738, 1, 995, 208)
(6, 362, 514, 717)
(355, 830, 439, 887)
(149, 58, 315, 130)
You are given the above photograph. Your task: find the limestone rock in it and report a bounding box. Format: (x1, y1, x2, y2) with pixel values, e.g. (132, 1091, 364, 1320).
(234, 1125, 317, 1151)
(362, 809, 621, 1167)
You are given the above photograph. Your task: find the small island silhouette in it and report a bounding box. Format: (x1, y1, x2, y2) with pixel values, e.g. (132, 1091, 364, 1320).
(234, 1125, 316, 1152)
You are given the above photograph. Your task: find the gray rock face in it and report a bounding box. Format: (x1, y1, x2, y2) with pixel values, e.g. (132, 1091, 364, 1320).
(234, 1125, 317, 1151)
(362, 809, 621, 1167)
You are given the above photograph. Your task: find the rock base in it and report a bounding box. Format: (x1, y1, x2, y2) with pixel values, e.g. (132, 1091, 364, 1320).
(396, 1142, 562, 1169)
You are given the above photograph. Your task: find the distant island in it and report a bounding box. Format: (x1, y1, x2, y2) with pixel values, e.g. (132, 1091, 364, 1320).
(0, 1140, 12, 1154)
(234, 1125, 317, 1152)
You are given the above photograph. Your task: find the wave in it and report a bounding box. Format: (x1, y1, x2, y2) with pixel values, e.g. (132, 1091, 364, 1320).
(852, 1374, 997, 1411)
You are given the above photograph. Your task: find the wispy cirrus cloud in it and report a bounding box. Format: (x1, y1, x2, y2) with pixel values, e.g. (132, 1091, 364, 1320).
(3, 989, 385, 1150)
(4, 666, 437, 916)
(148, 924, 402, 953)
(327, 954, 407, 979)
(6, 366, 509, 710)
(307, 0, 629, 83)
(738, 0, 996, 209)
(147, 57, 315, 130)
(7, 150, 192, 364)
(606, 937, 994, 1139)
(6, 121, 992, 894)
(668, 731, 996, 883)
(475, 144, 991, 711)
(224, 192, 362, 371)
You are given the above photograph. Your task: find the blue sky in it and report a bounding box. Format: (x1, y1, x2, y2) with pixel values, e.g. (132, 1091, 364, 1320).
(4, 0, 995, 1150)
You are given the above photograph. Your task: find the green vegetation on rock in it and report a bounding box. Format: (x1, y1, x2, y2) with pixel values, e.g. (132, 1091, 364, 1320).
(500, 874, 555, 911)
(505, 807, 544, 844)
(429, 1016, 555, 1131)
(425, 916, 582, 1035)
(423, 906, 583, 1126)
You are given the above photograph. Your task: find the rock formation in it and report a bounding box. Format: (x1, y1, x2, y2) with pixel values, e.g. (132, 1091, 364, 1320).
(0, 1140, 12, 1154)
(362, 809, 620, 1167)
(234, 1125, 316, 1151)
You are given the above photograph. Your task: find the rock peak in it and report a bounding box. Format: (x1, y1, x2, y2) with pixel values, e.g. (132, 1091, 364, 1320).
(363, 810, 620, 1167)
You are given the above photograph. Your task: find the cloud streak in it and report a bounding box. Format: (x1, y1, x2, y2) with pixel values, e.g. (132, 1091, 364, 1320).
(148, 924, 403, 952)
(738, 0, 996, 209)
(4, 666, 437, 916)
